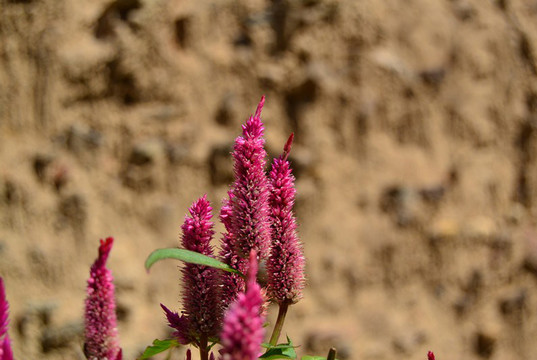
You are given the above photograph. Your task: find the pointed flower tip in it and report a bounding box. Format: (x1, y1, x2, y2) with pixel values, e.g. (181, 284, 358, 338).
(242, 96, 266, 139)
(283, 133, 294, 159)
(97, 237, 114, 267)
(427, 351, 436, 360)
(255, 96, 265, 119)
(189, 194, 212, 216)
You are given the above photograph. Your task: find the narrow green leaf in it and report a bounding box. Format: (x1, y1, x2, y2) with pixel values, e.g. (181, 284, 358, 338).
(138, 339, 179, 359)
(145, 248, 243, 275)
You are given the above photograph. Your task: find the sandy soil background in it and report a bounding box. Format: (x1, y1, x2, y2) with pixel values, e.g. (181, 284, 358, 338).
(2, 0, 537, 359)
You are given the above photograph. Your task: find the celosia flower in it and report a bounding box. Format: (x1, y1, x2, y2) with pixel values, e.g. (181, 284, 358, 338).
(267, 134, 305, 304)
(220, 251, 265, 360)
(163, 195, 222, 343)
(230, 96, 272, 260)
(219, 192, 246, 307)
(84, 237, 122, 360)
(0, 278, 13, 360)
(427, 351, 436, 360)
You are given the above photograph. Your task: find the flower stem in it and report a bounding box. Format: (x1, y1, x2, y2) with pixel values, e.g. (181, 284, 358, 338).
(199, 333, 209, 360)
(269, 302, 289, 345)
(327, 347, 337, 360)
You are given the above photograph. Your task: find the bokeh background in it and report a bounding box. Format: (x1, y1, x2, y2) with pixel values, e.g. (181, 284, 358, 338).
(2, 0, 537, 359)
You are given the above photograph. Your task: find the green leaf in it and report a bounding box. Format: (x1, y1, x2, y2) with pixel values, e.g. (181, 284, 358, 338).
(260, 337, 297, 359)
(145, 248, 243, 275)
(138, 339, 179, 359)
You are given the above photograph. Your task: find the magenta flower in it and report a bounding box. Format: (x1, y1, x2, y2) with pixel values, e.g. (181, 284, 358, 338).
(230, 96, 272, 260)
(219, 193, 246, 307)
(220, 251, 265, 360)
(0, 278, 13, 360)
(163, 195, 222, 344)
(84, 237, 122, 360)
(267, 134, 305, 304)
(427, 351, 436, 360)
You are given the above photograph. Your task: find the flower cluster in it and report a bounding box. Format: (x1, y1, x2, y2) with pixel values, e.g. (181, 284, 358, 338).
(158, 96, 305, 360)
(0, 96, 442, 360)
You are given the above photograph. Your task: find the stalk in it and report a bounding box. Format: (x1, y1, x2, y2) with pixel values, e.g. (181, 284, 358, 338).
(269, 302, 289, 345)
(327, 347, 337, 360)
(199, 333, 209, 360)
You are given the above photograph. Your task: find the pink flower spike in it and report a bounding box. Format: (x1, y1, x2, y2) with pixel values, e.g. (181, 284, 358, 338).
(84, 237, 121, 360)
(427, 351, 436, 360)
(231, 96, 272, 260)
(178, 195, 222, 339)
(267, 134, 305, 304)
(0, 278, 13, 360)
(220, 251, 265, 360)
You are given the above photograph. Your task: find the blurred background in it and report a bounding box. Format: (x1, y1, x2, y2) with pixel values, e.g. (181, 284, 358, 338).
(1, 0, 537, 359)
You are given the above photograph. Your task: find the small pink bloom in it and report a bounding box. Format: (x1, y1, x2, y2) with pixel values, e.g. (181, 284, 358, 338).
(84, 237, 122, 360)
(267, 134, 305, 304)
(220, 251, 265, 360)
(427, 351, 436, 360)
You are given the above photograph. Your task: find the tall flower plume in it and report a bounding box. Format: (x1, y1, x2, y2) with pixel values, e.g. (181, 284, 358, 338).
(0, 278, 13, 360)
(267, 134, 305, 304)
(230, 96, 272, 260)
(220, 251, 265, 360)
(84, 237, 122, 360)
(163, 195, 222, 345)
